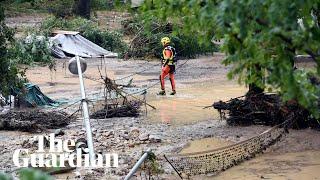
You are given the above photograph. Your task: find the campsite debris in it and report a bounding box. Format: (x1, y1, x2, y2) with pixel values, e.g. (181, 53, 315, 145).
(68, 56, 87, 75)
(16, 83, 60, 107)
(90, 102, 140, 119)
(213, 93, 319, 129)
(50, 31, 118, 58)
(90, 72, 144, 119)
(0, 109, 72, 132)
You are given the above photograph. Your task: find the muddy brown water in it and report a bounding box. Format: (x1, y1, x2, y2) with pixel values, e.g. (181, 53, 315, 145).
(147, 83, 247, 125)
(214, 151, 320, 180)
(25, 56, 247, 125)
(179, 137, 233, 154)
(179, 136, 320, 180)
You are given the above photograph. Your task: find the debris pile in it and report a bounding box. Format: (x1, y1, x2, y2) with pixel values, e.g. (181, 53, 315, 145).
(0, 109, 72, 132)
(90, 101, 140, 119)
(90, 74, 143, 119)
(213, 93, 319, 129)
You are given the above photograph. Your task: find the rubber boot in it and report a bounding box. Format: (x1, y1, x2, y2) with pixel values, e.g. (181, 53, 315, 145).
(158, 90, 166, 95)
(170, 90, 176, 95)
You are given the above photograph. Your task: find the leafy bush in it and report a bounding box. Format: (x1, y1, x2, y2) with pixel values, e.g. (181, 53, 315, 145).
(47, 0, 74, 18)
(123, 15, 217, 59)
(19, 168, 53, 180)
(40, 16, 97, 36)
(9, 35, 54, 67)
(40, 16, 128, 57)
(0, 6, 25, 98)
(171, 34, 217, 59)
(0, 168, 53, 180)
(83, 29, 128, 57)
(91, 0, 109, 10)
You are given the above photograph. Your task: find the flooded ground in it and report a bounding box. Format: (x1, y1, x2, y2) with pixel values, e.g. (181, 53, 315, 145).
(179, 137, 233, 154)
(25, 54, 246, 125)
(147, 82, 246, 124)
(215, 151, 320, 180)
(1, 54, 320, 179)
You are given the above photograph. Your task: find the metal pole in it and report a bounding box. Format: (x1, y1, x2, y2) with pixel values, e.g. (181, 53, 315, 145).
(76, 55, 95, 165)
(163, 155, 183, 179)
(124, 149, 151, 180)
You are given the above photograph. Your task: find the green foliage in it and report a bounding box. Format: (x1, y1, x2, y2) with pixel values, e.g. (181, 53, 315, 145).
(2, 0, 128, 15)
(19, 168, 53, 180)
(0, 6, 25, 98)
(141, 0, 320, 118)
(172, 34, 216, 59)
(0, 172, 12, 180)
(1, 0, 74, 16)
(0, 169, 53, 180)
(0, 0, 47, 14)
(40, 16, 128, 57)
(83, 29, 128, 57)
(9, 35, 53, 67)
(47, 0, 74, 18)
(123, 15, 216, 58)
(91, 0, 109, 10)
(39, 16, 97, 36)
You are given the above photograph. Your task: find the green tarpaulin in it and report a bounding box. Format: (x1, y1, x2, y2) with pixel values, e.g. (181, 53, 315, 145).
(21, 83, 60, 107)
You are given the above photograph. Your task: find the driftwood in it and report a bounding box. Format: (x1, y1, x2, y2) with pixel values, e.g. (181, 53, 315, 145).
(90, 70, 142, 119)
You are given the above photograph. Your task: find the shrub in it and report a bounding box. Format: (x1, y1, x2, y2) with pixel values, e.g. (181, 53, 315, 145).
(0, 168, 53, 180)
(19, 168, 53, 180)
(47, 0, 74, 18)
(91, 0, 109, 10)
(10, 34, 54, 67)
(0, 6, 25, 98)
(83, 29, 128, 57)
(124, 15, 217, 59)
(39, 16, 97, 36)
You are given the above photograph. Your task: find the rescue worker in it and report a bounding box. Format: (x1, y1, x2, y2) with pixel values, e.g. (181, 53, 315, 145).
(158, 37, 176, 95)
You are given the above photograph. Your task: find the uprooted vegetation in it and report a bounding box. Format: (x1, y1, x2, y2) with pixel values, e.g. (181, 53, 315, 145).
(0, 109, 73, 132)
(91, 101, 140, 119)
(90, 75, 142, 119)
(213, 72, 320, 129)
(213, 93, 320, 129)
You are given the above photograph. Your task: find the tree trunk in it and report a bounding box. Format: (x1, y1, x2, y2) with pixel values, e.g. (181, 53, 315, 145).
(248, 83, 264, 94)
(74, 0, 91, 19)
(247, 64, 264, 96)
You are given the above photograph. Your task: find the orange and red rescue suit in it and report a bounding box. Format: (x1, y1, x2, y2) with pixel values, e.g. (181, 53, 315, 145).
(160, 45, 176, 91)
